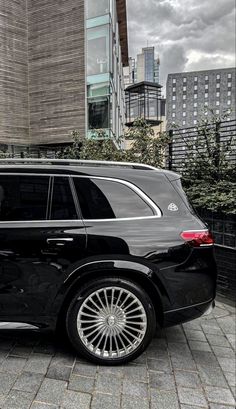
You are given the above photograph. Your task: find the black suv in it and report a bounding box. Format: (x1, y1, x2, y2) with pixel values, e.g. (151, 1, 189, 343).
(0, 159, 217, 364)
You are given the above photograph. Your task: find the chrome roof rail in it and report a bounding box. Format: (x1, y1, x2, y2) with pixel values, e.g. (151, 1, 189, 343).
(0, 158, 159, 171)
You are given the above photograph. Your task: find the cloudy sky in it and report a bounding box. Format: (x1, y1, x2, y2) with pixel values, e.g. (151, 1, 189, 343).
(127, 0, 235, 86)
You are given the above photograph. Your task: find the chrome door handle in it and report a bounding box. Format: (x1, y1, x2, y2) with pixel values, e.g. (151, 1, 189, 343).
(47, 238, 74, 245)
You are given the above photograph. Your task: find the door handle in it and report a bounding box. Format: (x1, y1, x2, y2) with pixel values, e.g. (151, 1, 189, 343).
(46, 238, 74, 246)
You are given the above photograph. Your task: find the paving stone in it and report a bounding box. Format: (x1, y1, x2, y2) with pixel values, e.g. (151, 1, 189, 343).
(31, 403, 59, 409)
(123, 380, 149, 398)
(217, 356, 236, 373)
(217, 316, 236, 335)
(69, 374, 95, 393)
(147, 357, 172, 373)
(73, 362, 97, 377)
(97, 365, 124, 377)
(13, 372, 44, 393)
(61, 389, 91, 409)
(206, 334, 231, 347)
(35, 378, 67, 405)
(171, 356, 197, 371)
(91, 393, 120, 409)
(149, 372, 175, 390)
(225, 333, 235, 350)
(178, 387, 208, 407)
(24, 354, 52, 374)
(0, 356, 27, 374)
(124, 364, 148, 381)
(192, 351, 220, 369)
(181, 406, 206, 409)
(1, 390, 35, 409)
(209, 404, 236, 409)
(188, 341, 211, 352)
(47, 364, 71, 381)
(201, 325, 223, 336)
(211, 345, 235, 358)
(165, 327, 187, 343)
(198, 366, 228, 388)
(175, 371, 201, 388)
(205, 386, 235, 405)
(223, 371, 235, 388)
(151, 389, 179, 409)
(0, 372, 17, 394)
(50, 353, 75, 367)
(122, 395, 149, 409)
(95, 373, 122, 395)
(184, 329, 207, 342)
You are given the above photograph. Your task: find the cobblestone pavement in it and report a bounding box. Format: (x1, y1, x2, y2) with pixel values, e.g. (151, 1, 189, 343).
(0, 300, 235, 409)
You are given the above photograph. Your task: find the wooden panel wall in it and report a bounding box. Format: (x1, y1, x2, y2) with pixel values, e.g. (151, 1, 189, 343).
(0, 0, 29, 145)
(28, 0, 86, 145)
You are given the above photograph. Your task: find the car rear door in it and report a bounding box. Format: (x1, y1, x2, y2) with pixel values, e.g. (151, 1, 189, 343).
(0, 173, 87, 321)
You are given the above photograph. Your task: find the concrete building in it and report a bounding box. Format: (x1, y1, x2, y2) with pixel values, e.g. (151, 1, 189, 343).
(0, 0, 128, 152)
(124, 46, 160, 88)
(166, 68, 236, 129)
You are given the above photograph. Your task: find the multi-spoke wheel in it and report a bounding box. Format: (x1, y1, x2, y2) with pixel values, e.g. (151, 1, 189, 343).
(66, 278, 156, 365)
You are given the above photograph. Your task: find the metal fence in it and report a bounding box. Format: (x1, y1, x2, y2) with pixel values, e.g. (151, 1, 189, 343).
(168, 119, 236, 172)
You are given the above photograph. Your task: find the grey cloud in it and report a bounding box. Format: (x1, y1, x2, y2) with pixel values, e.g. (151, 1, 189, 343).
(127, 0, 235, 88)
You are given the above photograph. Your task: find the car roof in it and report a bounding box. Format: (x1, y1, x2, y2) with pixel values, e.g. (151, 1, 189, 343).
(0, 159, 180, 181)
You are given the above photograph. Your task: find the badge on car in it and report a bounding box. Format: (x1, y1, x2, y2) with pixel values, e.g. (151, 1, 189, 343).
(168, 203, 179, 211)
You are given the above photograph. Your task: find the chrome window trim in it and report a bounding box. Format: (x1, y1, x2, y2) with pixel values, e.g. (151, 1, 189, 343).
(0, 172, 162, 223)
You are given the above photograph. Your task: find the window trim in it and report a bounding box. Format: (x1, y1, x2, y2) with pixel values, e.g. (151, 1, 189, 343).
(0, 173, 162, 223)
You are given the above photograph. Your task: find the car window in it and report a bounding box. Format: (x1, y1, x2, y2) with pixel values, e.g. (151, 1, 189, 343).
(51, 177, 77, 220)
(0, 175, 49, 221)
(73, 177, 154, 220)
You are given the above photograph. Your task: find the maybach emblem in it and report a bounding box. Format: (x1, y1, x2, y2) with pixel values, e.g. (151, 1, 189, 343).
(168, 203, 179, 212)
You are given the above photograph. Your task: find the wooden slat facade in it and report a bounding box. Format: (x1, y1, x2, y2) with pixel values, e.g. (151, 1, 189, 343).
(0, 0, 29, 146)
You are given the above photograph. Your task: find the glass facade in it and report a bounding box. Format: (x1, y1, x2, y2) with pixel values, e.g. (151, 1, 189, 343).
(86, 0, 125, 140)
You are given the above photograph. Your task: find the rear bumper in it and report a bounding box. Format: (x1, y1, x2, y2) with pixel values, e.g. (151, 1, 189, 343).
(162, 299, 215, 327)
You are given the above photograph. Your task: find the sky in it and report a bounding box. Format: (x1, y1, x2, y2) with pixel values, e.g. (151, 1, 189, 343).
(127, 0, 236, 86)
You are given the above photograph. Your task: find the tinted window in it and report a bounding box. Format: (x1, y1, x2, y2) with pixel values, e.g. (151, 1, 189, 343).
(51, 177, 77, 220)
(73, 178, 154, 220)
(0, 175, 49, 221)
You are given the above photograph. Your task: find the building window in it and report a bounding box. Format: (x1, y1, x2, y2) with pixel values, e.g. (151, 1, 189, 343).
(228, 73, 232, 79)
(182, 120, 186, 125)
(216, 74, 221, 80)
(183, 112, 186, 117)
(216, 109, 220, 115)
(194, 76, 198, 82)
(205, 75, 209, 81)
(172, 87, 176, 92)
(172, 104, 176, 109)
(194, 85, 198, 91)
(205, 93, 208, 99)
(228, 91, 231, 96)
(86, 0, 109, 19)
(205, 111, 208, 116)
(205, 84, 209, 90)
(194, 111, 197, 116)
(87, 25, 110, 76)
(172, 78, 176, 84)
(193, 119, 197, 125)
(216, 83, 220, 89)
(216, 101, 220, 106)
(194, 94, 197, 99)
(88, 97, 109, 129)
(183, 95, 186, 100)
(227, 100, 231, 105)
(183, 103, 186, 108)
(216, 92, 220, 98)
(172, 95, 176, 101)
(204, 101, 208, 107)
(183, 86, 187, 91)
(183, 77, 187, 83)
(172, 112, 176, 118)
(194, 102, 198, 108)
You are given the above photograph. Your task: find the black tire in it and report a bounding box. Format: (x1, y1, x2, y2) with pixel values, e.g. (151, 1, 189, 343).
(65, 277, 156, 365)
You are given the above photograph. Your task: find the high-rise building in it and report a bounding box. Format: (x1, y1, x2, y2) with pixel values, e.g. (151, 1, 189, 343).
(166, 68, 236, 129)
(0, 0, 128, 153)
(124, 46, 160, 88)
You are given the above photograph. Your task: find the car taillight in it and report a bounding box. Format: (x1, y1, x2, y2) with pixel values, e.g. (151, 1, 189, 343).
(180, 230, 214, 247)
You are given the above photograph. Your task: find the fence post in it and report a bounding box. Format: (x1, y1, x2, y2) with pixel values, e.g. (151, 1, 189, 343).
(168, 129, 173, 170)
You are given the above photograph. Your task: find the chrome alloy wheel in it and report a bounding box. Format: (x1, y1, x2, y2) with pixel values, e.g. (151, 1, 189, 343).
(77, 286, 147, 358)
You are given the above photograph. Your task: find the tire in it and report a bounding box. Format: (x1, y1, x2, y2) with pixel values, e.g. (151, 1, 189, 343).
(65, 277, 156, 365)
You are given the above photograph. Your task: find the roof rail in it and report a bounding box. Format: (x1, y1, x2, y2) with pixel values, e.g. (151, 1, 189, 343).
(0, 158, 159, 172)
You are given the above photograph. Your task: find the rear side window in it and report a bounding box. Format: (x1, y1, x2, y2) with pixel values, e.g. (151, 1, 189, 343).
(73, 177, 154, 220)
(0, 175, 49, 221)
(51, 177, 77, 220)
